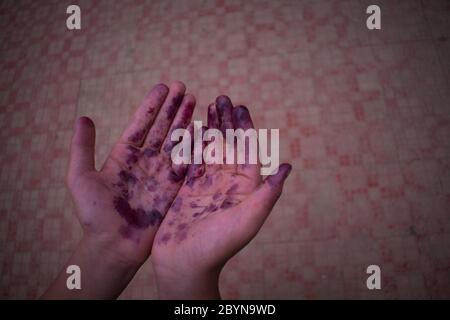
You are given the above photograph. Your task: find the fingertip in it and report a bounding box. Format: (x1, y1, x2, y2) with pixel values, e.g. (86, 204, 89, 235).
(216, 95, 230, 104)
(232, 105, 253, 129)
(152, 83, 169, 94)
(265, 163, 292, 187)
(183, 93, 196, 106)
(76, 116, 94, 130)
(278, 163, 293, 179)
(170, 81, 186, 93)
(216, 95, 233, 112)
(216, 95, 233, 133)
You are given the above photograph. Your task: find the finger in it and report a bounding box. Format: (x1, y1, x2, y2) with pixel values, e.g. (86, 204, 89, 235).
(119, 83, 169, 147)
(216, 95, 234, 134)
(185, 126, 208, 188)
(68, 117, 96, 181)
(216, 95, 236, 171)
(241, 163, 292, 229)
(162, 94, 196, 155)
(232, 105, 260, 179)
(204, 103, 221, 174)
(143, 81, 186, 155)
(232, 105, 254, 131)
(170, 123, 194, 183)
(207, 103, 219, 129)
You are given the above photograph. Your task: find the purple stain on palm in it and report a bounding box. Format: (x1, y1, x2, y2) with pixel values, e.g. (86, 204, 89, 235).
(177, 223, 187, 231)
(121, 188, 132, 201)
(193, 202, 218, 218)
(186, 165, 205, 187)
(186, 177, 196, 187)
(193, 211, 204, 218)
(171, 197, 183, 212)
(163, 142, 173, 153)
(145, 176, 157, 192)
(201, 174, 213, 187)
(152, 139, 163, 149)
(220, 198, 235, 210)
(115, 181, 125, 188)
(205, 203, 218, 213)
(168, 170, 184, 183)
(119, 225, 135, 241)
(176, 231, 187, 242)
(114, 196, 162, 229)
(226, 183, 239, 195)
(154, 195, 162, 206)
(190, 201, 200, 208)
(119, 170, 138, 184)
(147, 106, 155, 114)
(143, 147, 158, 157)
(126, 145, 140, 165)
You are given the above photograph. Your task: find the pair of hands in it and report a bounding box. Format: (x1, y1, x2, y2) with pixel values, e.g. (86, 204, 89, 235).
(42, 82, 291, 299)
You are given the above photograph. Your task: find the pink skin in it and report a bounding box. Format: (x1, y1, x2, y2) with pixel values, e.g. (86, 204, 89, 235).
(42, 81, 198, 299)
(42, 86, 291, 300)
(66, 81, 195, 267)
(152, 96, 292, 299)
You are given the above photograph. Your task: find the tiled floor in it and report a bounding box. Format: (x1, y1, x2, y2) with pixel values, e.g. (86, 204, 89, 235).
(0, 0, 449, 299)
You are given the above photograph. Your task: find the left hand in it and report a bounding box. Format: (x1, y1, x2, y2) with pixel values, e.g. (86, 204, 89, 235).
(67, 81, 195, 267)
(151, 96, 292, 299)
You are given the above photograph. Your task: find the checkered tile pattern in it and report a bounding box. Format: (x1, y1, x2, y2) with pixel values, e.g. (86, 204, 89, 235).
(0, 0, 449, 299)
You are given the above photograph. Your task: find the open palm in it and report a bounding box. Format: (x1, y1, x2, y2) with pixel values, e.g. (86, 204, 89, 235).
(152, 96, 292, 281)
(67, 82, 195, 265)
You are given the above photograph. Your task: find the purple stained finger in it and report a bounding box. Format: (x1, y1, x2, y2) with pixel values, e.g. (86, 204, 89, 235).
(216, 95, 234, 133)
(166, 93, 184, 120)
(160, 232, 172, 245)
(126, 145, 140, 166)
(143, 147, 158, 157)
(208, 103, 220, 129)
(232, 105, 253, 130)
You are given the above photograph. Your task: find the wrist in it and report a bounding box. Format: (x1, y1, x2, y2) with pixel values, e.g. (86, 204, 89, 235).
(81, 233, 144, 270)
(79, 235, 142, 276)
(42, 236, 141, 299)
(154, 265, 221, 299)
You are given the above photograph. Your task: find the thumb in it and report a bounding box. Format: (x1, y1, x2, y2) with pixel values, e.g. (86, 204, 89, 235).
(68, 117, 96, 181)
(241, 163, 292, 229)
